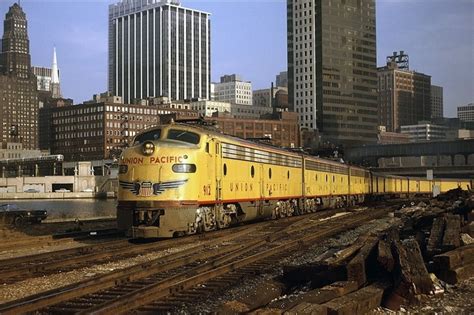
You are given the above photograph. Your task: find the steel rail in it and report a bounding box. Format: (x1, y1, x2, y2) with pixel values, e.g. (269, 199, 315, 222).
(88, 208, 389, 314)
(0, 209, 348, 314)
(0, 217, 288, 315)
(0, 215, 297, 283)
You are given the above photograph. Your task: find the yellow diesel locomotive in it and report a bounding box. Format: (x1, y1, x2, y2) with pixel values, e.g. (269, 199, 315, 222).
(117, 123, 472, 238)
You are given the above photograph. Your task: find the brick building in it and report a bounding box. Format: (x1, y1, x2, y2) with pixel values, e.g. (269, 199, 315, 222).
(209, 111, 301, 148)
(163, 111, 301, 148)
(47, 99, 198, 161)
(378, 61, 432, 132)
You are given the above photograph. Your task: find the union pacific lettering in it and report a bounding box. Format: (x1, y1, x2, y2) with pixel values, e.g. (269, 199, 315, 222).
(122, 156, 185, 165)
(149, 156, 184, 164)
(123, 157, 144, 165)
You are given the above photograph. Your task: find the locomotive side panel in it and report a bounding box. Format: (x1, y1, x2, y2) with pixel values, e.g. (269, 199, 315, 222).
(198, 137, 218, 204)
(379, 176, 385, 194)
(408, 179, 418, 194)
(305, 158, 349, 198)
(419, 180, 432, 193)
(440, 180, 460, 192)
(458, 180, 470, 191)
(384, 177, 395, 194)
(402, 178, 409, 193)
(219, 141, 303, 221)
(350, 168, 367, 195)
(219, 157, 263, 219)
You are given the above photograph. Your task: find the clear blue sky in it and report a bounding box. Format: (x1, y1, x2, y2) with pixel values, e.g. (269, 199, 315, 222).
(1, 0, 472, 117)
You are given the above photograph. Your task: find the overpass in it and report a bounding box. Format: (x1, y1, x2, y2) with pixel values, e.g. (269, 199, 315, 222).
(345, 139, 474, 167)
(372, 165, 474, 179)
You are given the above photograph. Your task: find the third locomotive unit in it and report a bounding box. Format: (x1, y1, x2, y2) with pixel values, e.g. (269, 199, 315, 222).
(117, 123, 471, 238)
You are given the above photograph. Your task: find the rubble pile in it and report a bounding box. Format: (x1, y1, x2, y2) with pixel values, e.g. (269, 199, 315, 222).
(220, 189, 474, 314)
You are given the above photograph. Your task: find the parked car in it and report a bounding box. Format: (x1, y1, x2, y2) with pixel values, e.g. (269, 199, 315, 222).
(55, 188, 71, 193)
(24, 188, 40, 193)
(0, 204, 48, 226)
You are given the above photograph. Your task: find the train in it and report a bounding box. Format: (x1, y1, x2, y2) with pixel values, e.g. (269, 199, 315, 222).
(117, 122, 472, 238)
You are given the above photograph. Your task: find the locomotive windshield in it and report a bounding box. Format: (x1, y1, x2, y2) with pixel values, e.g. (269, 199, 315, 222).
(133, 129, 162, 145)
(167, 129, 200, 144)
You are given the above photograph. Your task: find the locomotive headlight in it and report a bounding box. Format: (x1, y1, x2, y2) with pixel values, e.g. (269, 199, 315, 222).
(142, 141, 155, 156)
(172, 164, 197, 173)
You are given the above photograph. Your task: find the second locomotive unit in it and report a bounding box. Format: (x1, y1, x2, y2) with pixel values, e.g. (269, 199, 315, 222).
(117, 122, 471, 238)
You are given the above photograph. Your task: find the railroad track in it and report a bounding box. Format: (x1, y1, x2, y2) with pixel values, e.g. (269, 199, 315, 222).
(0, 207, 390, 314)
(0, 210, 337, 285)
(0, 221, 266, 285)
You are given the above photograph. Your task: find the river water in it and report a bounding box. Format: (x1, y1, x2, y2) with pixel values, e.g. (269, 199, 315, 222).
(0, 199, 117, 220)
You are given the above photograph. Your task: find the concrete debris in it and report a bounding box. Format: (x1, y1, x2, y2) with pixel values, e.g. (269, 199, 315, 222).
(461, 233, 474, 245)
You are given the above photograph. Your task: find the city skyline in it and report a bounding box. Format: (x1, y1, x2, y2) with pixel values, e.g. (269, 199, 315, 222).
(0, 0, 472, 117)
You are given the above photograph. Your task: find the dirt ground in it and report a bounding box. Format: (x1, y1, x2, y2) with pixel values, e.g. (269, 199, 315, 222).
(403, 278, 474, 314)
(0, 217, 117, 239)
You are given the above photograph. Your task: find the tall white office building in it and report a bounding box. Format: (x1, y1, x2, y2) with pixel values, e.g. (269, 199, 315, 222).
(108, 0, 211, 104)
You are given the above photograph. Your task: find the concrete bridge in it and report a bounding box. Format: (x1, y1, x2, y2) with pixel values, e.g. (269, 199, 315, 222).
(373, 165, 474, 179)
(346, 139, 474, 168)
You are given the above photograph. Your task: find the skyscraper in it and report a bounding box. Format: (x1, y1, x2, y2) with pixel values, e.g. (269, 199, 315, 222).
(287, 0, 378, 145)
(108, 0, 211, 104)
(0, 3, 38, 149)
(378, 61, 431, 132)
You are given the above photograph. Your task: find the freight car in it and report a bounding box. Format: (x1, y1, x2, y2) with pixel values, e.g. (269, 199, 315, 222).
(117, 123, 472, 238)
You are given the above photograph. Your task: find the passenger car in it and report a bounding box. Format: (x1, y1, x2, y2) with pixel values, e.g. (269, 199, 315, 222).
(0, 204, 48, 226)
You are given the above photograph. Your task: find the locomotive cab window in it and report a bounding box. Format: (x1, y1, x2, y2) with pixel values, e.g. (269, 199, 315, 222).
(133, 129, 161, 145)
(167, 129, 200, 144)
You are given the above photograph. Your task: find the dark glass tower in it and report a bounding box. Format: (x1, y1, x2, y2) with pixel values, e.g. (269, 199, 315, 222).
(288, 0, 378, 145)
(0, 3, 38, 149)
